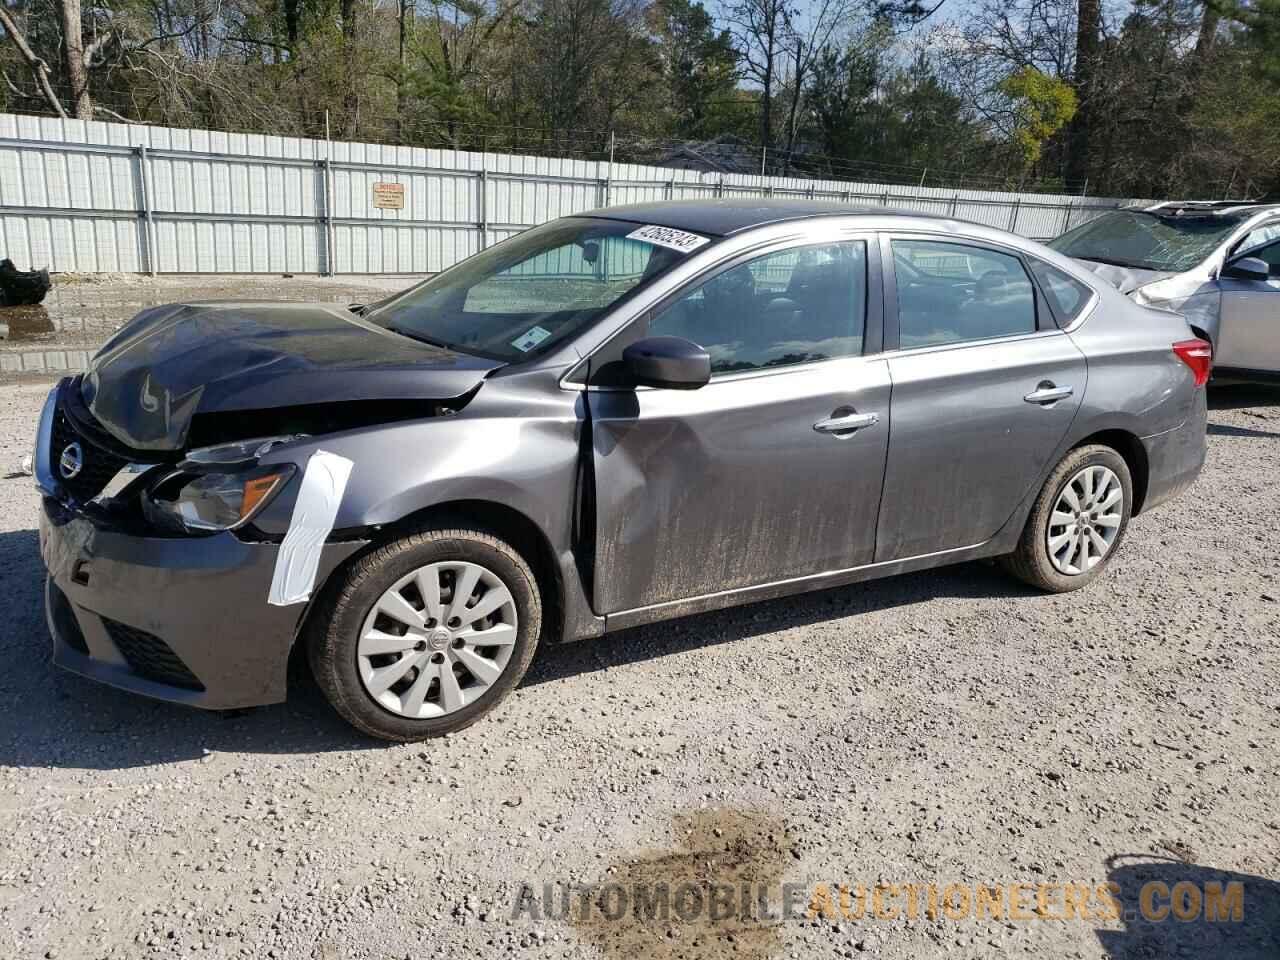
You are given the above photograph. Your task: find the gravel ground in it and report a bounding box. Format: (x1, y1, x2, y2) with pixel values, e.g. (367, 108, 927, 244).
(0, 380, 1277, 960)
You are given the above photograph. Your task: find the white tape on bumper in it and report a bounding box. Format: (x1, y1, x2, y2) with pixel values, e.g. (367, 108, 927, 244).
(268, 450, 354, 606)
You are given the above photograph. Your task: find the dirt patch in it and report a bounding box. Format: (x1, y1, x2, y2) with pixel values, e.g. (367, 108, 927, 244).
(53, 272, 150, 286)
(573, 809, 794, 960)
(0, 305, 55, 343)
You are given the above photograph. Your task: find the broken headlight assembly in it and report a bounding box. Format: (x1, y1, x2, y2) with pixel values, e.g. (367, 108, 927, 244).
(143, 436, 303, 534)
(1128, 276, 1183, 307)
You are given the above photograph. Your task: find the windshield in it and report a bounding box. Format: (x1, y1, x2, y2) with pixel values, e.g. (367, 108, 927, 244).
(1048, 210, 1247, 272)
(365, 217, 698, 362)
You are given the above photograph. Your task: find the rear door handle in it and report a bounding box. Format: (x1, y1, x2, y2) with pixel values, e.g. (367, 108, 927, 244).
(813, 411, 879, 434)
(1024, 384, 1074, 405)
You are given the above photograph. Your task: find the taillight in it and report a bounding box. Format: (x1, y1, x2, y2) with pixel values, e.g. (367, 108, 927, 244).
(1172, 338, 1212, 387)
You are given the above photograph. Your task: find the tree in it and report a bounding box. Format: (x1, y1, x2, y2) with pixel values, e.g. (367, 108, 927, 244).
(806, 33, 982, 181)
(649, 0, 738, 137)
(405, 0, 518, 143)
(806, 27, 885, 157)
(59, 0, 92, 119)
(1063, 0, 1099, 185)
(726, 0, 788, 146)
(522, 0, 659, 144)
(778, 0, 855, 167)
(0, 5, 67, 117)
(0, 0, 1271, 198)
(998, 65, 1077, 173)
(1198, 0, 1280, 193)
(880, 53, 984, 174)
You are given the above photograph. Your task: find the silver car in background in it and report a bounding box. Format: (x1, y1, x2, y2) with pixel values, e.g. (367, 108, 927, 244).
(1049, 200, 1280, 382)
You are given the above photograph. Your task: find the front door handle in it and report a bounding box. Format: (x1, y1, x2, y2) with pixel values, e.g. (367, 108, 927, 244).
(1024, 383, 1074, 405)
(814, 411, 880, 434)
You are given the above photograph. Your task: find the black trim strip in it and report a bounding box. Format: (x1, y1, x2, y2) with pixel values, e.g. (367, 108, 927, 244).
(1212, 366, 1280, 384)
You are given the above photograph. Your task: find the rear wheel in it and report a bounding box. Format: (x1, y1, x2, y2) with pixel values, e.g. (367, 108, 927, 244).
(1002, 444, 1133, 593)
(308, 525, 541, 741)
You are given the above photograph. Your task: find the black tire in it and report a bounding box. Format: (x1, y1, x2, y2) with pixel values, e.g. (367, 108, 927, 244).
(1001, 444, 1134, 593)
(308, 525, 541, 741)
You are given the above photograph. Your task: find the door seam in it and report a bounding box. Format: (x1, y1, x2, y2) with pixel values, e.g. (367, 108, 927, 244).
(870, 365, 893, 564)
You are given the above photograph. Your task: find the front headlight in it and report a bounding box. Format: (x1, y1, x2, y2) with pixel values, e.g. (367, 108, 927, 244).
(144, 435, 303, 534)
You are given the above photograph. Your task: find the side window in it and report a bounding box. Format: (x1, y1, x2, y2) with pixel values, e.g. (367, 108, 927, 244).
(892, 239, 1037, 348)
(1236, 222, 1280, 257)
(1028, 259, 1094, 325)
(1245, 239, 1280, 276)
(648, 241, 866, 374)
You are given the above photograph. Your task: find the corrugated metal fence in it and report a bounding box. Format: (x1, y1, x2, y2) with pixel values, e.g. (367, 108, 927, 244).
(0, 113, 1139, 276)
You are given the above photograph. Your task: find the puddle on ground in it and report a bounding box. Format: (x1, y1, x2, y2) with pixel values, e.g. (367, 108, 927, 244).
(572, 809, 793, 960)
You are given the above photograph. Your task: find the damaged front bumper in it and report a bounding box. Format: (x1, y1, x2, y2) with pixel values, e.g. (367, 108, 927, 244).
(40, 499, 365, 709)
(35, 382, 367, 710)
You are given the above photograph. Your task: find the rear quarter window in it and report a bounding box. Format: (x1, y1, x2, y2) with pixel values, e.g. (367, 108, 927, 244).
(1029, 260, 1094, 325)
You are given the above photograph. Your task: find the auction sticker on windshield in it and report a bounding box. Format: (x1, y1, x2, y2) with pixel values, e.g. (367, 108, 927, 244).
(511, 325, 553, 352)
(626, 224, 711, 253)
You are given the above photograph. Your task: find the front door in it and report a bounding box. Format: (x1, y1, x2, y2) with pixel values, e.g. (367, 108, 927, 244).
(875, 237, 1088, 561)
(1218, 237, 1280, 375)
(587, 237, 891, 614)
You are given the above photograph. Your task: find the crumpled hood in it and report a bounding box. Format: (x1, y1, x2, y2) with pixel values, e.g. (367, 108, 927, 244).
(1074, 260, 1176, 295)
(81, 301, 502, 451)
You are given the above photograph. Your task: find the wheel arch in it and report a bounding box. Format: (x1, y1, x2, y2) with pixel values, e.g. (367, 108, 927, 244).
(1072, 429, 1150, 514)
(299, 499, 567, 653)
(378, 499, 562, 639)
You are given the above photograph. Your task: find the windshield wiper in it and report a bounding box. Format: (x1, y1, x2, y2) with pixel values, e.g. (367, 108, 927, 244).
(385, 324, 453, 350)
(1078, 255, 1160, 271)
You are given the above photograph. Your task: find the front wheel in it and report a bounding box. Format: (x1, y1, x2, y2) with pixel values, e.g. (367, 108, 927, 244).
(308, 525, 542, 741)
(1001, 444, 1133, 593)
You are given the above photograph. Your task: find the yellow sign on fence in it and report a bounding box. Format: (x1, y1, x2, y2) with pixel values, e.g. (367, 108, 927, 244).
(372, 182, 405, 209)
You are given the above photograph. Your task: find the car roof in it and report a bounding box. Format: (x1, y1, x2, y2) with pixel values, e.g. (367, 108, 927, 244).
(580, 199, 909, 237)
(1128, 200, 1280, 219)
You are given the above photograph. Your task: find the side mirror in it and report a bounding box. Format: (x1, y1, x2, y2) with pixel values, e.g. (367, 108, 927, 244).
(622, 336, 711, 390)
(1223, 256, 1270, 282)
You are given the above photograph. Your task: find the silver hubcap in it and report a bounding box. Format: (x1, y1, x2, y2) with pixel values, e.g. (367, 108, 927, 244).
(1047, 465, 1124, 576)
(357, 561, 518, 719)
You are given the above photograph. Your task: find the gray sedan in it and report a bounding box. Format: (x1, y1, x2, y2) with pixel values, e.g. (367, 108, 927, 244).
(1049, 200, 1280, 382)
(36, 201, 1209, 741)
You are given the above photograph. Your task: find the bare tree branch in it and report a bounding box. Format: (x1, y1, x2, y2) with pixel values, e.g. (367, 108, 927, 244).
(0, 6, 69, 117)
(95, 104, 144, 123)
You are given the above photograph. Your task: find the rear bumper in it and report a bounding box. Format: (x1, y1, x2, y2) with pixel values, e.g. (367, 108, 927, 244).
(40, 498, 365, 709)
(1140, 388, 1208, 514)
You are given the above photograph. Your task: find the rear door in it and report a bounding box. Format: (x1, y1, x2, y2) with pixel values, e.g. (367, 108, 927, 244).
(875, 236, 1088, 561)
(586, 235, 891, 614)
(1218, 236, 1280, 375)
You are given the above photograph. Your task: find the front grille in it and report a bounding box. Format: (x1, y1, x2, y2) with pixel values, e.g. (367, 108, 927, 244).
(102, 619, 205, 691)
(50, 407, 128, 503)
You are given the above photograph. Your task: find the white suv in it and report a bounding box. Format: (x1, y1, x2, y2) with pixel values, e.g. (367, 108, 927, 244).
(1050, 201, 1280, 382)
